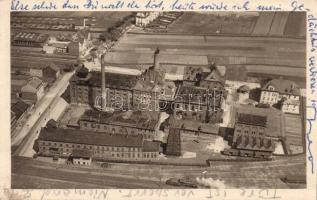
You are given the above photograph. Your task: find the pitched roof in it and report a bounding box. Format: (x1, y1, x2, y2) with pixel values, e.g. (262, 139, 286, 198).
(11, 100, 30, 119)
(21, 77, 44, 93)
(13, 32, 49, 43)
(79, 109, 160, 130)
(72, 149, 92, 158)
(235, 135, 275, 152)
(262, 79, 300, 95)
(143, 141, 161, 152)
(236, 113, 267, 127)
(38, 127, 143, 147)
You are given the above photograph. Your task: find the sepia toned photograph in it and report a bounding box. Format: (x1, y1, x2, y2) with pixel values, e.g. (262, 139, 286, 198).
(10, 11, 306, 189)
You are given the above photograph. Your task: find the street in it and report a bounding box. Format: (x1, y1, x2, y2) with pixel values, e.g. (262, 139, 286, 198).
(12, 71, 75, 157)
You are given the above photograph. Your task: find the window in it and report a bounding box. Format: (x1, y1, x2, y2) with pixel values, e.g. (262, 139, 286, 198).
(176, 104, 180, 109)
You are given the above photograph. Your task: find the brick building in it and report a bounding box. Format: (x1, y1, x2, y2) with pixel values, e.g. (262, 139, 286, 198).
(69, 68, 137, 109)
(78, 109, 161, 140)
(70, 49, 177, 111)
(37, 126, 161, 162)
(21, 77, 46, 103)
(165, 128, 181, 156)
(174, 85, 224, 123)
(231, 113, 275, 157)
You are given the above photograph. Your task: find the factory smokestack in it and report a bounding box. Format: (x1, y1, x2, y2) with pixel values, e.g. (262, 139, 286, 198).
(101, 54, 107, 111)
(154, 47, 160, 70)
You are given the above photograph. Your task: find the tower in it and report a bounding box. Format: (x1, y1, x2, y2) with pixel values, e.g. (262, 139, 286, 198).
(153, 47, 160, 70)
(100, 54, 107, 111)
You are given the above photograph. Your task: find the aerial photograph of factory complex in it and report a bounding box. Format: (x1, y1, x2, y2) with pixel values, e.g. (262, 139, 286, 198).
(10, 11, 306, 189)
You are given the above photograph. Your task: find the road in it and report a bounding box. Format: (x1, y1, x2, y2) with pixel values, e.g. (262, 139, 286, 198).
(12, 71, 74, 157)
(12, 154, 305, 189)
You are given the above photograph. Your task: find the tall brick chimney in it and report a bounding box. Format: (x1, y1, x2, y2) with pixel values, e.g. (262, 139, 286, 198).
(100, 54, 107, 111)
(154, 47, 160, 70)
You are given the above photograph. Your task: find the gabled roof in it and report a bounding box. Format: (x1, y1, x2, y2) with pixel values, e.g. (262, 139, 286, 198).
(72, 149, 92, 158)
(21, 77, 44, 93)
(11, 100, 30, 119)
(262, 79, 300, 95)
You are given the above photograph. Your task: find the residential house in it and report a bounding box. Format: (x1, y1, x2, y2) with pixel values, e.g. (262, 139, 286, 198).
(11, 100, 32, 129)
(21, 77, 46, 103)
(37, 126, 161, 161)
(260, 78, 300, 114)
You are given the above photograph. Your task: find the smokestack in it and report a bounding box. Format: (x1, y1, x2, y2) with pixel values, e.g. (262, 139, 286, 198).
(154, 47, 160, 70)
(101, 54, 107, 111)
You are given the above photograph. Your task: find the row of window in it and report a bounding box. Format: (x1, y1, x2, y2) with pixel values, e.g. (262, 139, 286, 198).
(40, 142, 141, 152)
(236, 129, 264, 135)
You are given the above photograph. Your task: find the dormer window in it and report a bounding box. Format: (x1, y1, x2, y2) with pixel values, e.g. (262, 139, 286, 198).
(268, 85, 275, 91)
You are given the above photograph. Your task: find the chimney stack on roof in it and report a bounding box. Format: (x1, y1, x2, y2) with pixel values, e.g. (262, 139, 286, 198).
(101, 54, 107, 111)
(154, 47, 160, 70)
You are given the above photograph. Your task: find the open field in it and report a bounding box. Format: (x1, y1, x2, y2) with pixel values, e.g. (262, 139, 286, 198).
(157, 12, 305, 38)
(110, 32, 306, 86)
(284, 114, 303, 146)
(166, 12, 258, 35)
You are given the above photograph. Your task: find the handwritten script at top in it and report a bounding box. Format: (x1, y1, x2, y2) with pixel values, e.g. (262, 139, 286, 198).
(10, 0, 289, 11)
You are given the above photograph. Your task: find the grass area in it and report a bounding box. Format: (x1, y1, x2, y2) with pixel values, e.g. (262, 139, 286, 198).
(284, 114, 303, 146)
(166, 12, 258, 35)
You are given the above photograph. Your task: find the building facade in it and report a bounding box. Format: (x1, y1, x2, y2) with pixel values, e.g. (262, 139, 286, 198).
(174, 85, 224, 123)
(21, 77, 46, 103)
(37, 126, 161, 162)
(231, 113, 275, 157)
(260, 79, 300, 114)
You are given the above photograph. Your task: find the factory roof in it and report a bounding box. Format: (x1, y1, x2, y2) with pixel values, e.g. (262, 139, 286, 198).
(79, 109, 160, 130)
(236, 113, 267, 127)
(235, 135, 275, 152)
(11, 100, 30, 119)
(13, 32, 49, 43)
(38, 127, 144, 147)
